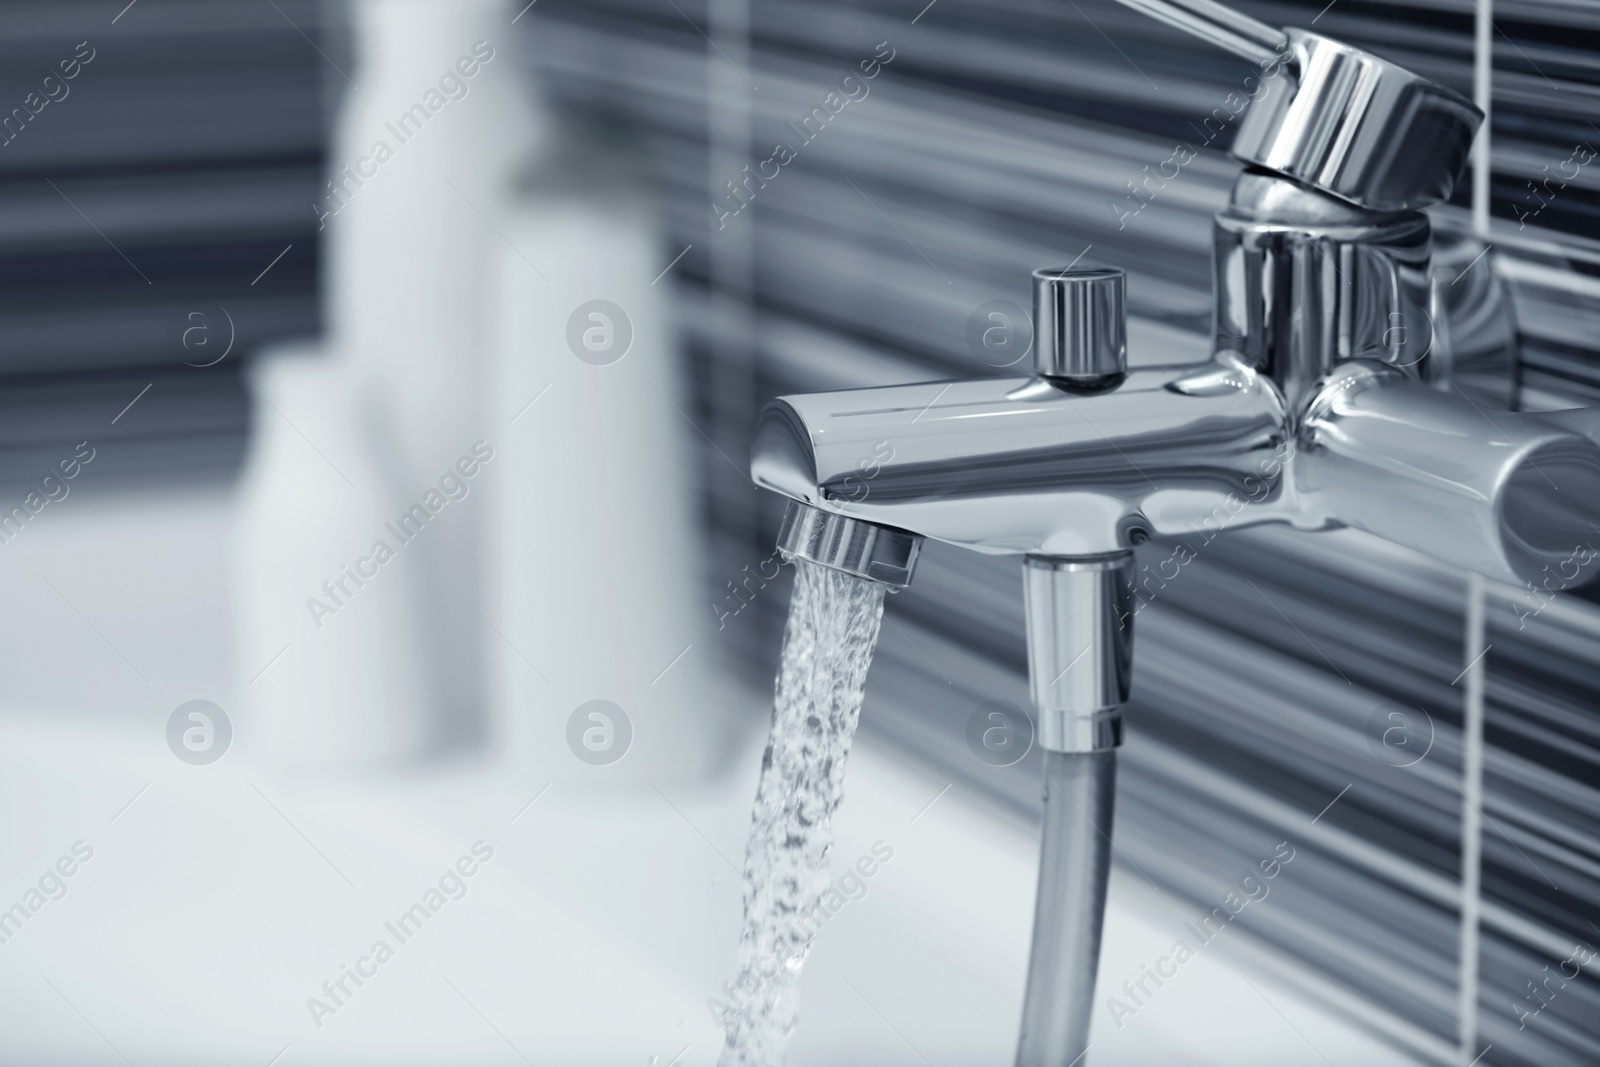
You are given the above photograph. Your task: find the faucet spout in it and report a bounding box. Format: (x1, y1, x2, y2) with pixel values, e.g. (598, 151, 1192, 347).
(753, 356, 1288, 557)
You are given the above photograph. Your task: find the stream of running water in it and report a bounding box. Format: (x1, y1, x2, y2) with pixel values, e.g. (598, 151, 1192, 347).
(715, 559, 889, 1066)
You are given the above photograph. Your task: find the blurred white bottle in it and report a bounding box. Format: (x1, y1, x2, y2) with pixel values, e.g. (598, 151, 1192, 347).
(235, 0, 542, 765)
(234, 350, 439, 764)
(237, 0, 736, 774)
(490, 127, 737, 782)
(327, 0, 551, 754)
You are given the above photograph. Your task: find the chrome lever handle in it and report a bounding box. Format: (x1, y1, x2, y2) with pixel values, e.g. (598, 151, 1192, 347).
(1107, 0, 1482, 211)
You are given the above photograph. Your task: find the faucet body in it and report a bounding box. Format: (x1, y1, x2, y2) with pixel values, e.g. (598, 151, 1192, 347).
(751, 3, 1600, 1064)
(756, 172, 1600, 588)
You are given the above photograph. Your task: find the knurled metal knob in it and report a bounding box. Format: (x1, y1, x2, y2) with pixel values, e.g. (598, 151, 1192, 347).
(1032, 266, 1127, 381)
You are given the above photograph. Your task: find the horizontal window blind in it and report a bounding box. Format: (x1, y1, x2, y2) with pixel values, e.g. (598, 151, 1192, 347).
(0, 0, 330, 484)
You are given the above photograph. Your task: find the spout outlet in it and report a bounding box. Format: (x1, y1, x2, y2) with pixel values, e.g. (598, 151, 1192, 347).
(775, 501, 922, 590)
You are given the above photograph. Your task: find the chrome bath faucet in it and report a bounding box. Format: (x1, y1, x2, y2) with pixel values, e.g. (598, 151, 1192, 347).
(752, 0, 1600, 1062)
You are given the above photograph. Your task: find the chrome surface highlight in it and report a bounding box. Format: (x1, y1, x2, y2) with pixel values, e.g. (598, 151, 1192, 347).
(1298, 364, 1600, 584)
(1108, 2, 1481, 212)
(754, 358, 1600, 588)
(1015, 751, 1116, 1067)
(1231, 28, 1481, 212)
(1033, 267, 1128, 382)
(1023, 554, 1134, 754)
(1429, 231, 1520, 410)
(775, 500, 922, 590)
(1212, 173, 1434, 407)
(753, 359, 1288, 558)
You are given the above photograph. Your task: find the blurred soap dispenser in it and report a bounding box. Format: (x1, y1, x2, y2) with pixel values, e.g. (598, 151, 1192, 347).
(489, 121, 739, 784)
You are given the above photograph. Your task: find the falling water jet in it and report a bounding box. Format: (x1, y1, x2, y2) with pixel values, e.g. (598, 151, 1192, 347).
(716, 504, 920, 1066)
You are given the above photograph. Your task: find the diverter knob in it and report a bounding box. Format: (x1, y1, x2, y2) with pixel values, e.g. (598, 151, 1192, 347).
(1032, 266, 1127, 381)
